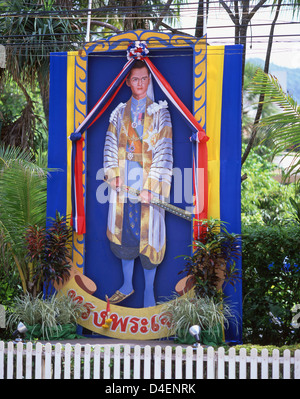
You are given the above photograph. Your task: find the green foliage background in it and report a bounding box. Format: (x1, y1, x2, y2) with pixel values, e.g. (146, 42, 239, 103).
(241, 144, 295, 226)
(241, 145, 300, 345)
(242, 224, 300, 345)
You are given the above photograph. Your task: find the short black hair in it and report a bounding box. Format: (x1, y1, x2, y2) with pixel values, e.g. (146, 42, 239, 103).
(127, 60, 150, 79)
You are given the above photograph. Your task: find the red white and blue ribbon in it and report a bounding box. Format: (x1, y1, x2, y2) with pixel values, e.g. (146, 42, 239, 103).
(70, 40, 208, 236)
(143, 57, 209, 237)
(70, 58, 135, 234)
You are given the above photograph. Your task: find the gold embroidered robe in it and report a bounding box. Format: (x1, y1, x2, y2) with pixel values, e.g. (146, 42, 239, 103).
(104, 96, 173, 265)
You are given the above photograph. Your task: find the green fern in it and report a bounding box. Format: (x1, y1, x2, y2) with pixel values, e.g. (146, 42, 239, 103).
(0, 145, 48, 293)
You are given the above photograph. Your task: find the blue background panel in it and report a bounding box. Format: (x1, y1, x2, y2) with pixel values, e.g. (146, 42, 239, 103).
(221, 45, 243, 343)
(47, 45, 243, 343)
(47, 53, 68, 221)
(85, 49, 195, 308)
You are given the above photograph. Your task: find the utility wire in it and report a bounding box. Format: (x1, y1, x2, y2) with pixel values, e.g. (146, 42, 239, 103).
(1, 0, 300, 10)
(13, 0, 300, 7)
(1, 20, 299, 41)
(2, 31, 300, 46)
(1, 2, 299, 47)
(4, 46, 299, 59)
(2, 34, 300, 49)
(0, 1, 299, 18)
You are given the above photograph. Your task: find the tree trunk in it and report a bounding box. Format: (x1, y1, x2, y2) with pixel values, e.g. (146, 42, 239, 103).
(123, 0, 147, 31)
(241, 0, 283, 165)
(195, 0, 204, 37)
(153, 0, 174, 32)
(239, 0, 250, 88)
(37, 70, 49, 129)
(0, 79, 35, 150)
(234, 0, 240, 44)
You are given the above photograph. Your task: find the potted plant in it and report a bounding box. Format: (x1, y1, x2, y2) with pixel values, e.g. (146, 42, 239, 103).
(6, 212, 85, 340)
(161, 291, 238, 346)
(166, 218, 241, 345)
(0, 145, 48, 295)
(7, 292, 84, 341)
(177, 218, 241, 300)
(25, 211, 73, 297)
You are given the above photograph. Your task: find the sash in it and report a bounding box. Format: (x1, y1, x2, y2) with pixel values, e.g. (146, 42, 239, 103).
(69, 41, 208, 237)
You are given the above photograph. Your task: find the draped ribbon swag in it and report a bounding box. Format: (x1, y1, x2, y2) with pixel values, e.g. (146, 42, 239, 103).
(70, 41, 209, 236)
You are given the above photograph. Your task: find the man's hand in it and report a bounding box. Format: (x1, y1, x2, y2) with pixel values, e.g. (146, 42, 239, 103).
(140, 190, 153, 204)
(110, 176, 123, 191)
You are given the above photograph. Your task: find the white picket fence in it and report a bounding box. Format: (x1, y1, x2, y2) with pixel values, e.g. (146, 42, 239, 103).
(0, 341, 300, 379)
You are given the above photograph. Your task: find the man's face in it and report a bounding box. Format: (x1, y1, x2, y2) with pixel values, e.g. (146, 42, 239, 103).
(126, 66, 150, 100)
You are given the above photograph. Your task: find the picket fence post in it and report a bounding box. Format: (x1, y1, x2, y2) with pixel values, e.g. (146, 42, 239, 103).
(25, 342, 33, 379)
(35, 342, 42, 379)
(261, 348, 269, 379)
(294, 349, 300, 379)
(133, 344, 141, 379)
(123, 344, 131, 379)
(93, 344, 101, 379)
(250, 348, 258, 379)
(228, 347, 236, 379)
(195, 345, 204, 379)
(185, 346, 194, 379)
(206, 346, 215, 379)
(73, 343, 81, 379)
(103, 345, 111, 379)
(239, 347, 247, 379)
(7, 341, 14, 379)
(163, 346, 171, 378)
(175, 346, 182, 379)
(0, 341, 4, 379)
(143, 345, 152, 379)
(83, 343, 91, 379)
(272, 349, 280, 379)
(64, 343, 72, 379)
(54, 342, 61, 379)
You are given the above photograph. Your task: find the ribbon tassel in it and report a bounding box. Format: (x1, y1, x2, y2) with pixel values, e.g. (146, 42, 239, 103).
(70, 41, 208, 235)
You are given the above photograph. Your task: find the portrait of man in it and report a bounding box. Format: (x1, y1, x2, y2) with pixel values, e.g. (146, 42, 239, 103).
(103, 60, 173, 307)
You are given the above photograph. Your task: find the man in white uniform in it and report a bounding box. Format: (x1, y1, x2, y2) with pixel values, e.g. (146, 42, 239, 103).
(104, 60, 173, 307)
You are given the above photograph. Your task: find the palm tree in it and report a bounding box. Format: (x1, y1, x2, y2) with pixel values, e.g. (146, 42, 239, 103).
(219, 0, 269, 86)
(218, 0, 300, 166)
(241, 0, 283, 165)
(97, 0, 183, 32)
(243, 61, 277, 147)
(248, 68, 300, 182)
(0, 145, 48, 294)
(0, 0, 184, 151)
(0, 0, 85, 127)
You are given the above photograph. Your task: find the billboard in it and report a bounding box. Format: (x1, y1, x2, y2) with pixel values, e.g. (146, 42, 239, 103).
(47, 30, 242, 342)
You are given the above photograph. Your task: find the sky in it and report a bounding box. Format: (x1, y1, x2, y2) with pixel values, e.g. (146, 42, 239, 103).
(179, 2, 300, 69)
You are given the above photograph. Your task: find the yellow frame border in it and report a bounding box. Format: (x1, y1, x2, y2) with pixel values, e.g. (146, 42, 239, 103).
(64, 30, 208, 340)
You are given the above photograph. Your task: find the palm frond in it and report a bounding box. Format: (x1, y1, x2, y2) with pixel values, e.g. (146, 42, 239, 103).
(0, 161, 47, 233)
(0, 147, 48, 290)
(1, 0, 85, 85)
(249, 68, 300, 180)
(0, 145, 32, 168)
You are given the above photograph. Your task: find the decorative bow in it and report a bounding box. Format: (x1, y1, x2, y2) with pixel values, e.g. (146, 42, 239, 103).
(127, 41, 149, 60)
(190, 131, 210, 144)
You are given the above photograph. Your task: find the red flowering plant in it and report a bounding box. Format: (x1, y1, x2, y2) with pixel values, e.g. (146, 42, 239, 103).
(25, 225, 47, 296)
(25, 212, 72, 297)
(179, 218, 242, 301)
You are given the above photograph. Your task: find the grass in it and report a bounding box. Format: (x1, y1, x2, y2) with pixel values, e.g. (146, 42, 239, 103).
(6, 292, 84, 340)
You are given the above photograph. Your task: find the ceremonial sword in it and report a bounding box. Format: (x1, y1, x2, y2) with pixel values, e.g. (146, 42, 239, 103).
(116, 184, 193, 222)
